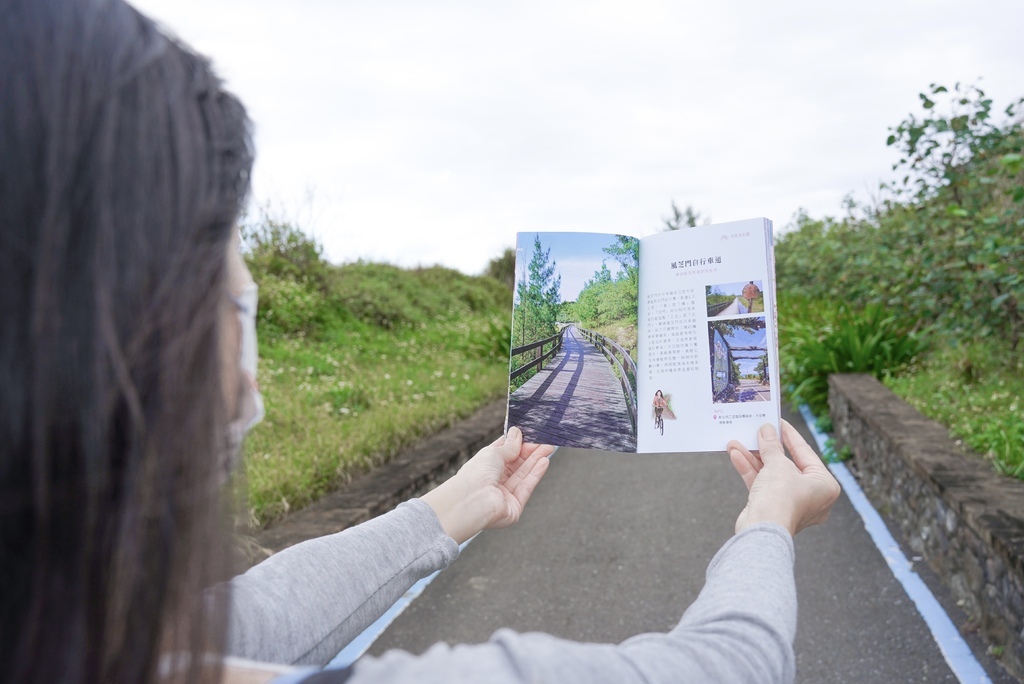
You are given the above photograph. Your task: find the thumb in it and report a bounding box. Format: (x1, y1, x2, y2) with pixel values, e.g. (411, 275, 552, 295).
(500, 426, 524, 457)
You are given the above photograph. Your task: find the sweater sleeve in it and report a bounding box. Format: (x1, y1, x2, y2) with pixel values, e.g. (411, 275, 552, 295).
(306, 523, 796, 684)
(219, 498, 460, 667)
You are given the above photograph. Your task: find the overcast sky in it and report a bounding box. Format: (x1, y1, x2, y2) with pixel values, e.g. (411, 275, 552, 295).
(130, 0, 1024, 275)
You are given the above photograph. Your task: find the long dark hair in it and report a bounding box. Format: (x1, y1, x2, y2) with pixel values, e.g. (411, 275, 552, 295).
(0, 0, 253, 682)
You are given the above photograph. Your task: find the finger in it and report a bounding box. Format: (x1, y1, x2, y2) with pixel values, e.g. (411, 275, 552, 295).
(506, 441, 553, 470)
(729, 438, 761, 475)
(780, 420, 827, 471)
(503, 443, 551, 491)
(726, 439, 762, 473)
(728, 446, 758, 491)
(502, 449, 536, 491)
(755, 423, 787, 463)
(522, 442, 556, 459)
(504, 443, 553, 480)
(509, 453, 550, 509)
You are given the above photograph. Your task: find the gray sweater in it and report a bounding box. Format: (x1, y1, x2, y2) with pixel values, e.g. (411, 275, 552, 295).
(223, 499, 797, 683)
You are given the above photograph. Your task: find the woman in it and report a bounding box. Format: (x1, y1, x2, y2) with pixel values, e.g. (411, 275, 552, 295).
(0, 1, 840, 683)
(652, 389, 667, 430)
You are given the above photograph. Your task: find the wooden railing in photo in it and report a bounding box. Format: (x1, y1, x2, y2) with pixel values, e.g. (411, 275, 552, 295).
(575, 326, 638, 436)
(509, 327, 567, 382)
(707, 300, 731, 316)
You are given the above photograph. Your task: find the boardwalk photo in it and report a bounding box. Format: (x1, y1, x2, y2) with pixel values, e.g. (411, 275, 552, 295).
(508, 326, 636, 452)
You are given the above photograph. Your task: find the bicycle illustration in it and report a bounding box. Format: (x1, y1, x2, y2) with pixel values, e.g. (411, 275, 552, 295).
(652, 390, 674, 436)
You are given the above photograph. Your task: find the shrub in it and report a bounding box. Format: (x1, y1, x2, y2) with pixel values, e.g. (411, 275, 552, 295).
(242, 208, 330, 290)
(780, 295, 926, 414)
(466, 316, 513, 360)
(326, 263, 510, 330)
(256, 273, 328, 338)
(776, 84, 1024, 349)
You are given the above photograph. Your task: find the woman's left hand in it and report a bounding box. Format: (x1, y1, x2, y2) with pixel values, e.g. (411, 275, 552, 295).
(422, 426, 554, 544)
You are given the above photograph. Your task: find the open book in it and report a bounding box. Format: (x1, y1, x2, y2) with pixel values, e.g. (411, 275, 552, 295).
(504, 217, 780, 453)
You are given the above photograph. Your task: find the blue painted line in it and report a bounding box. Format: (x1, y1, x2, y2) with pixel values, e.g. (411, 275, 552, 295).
(325, 535, 476, 670)
(798, 404, 991, 684)
(326, 446, 560, 669)
(324, 572, 438, 669)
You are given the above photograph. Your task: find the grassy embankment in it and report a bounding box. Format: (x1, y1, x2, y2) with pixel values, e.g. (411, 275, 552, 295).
(775, 83, 1023, 478)
(241, 222, 512, 527)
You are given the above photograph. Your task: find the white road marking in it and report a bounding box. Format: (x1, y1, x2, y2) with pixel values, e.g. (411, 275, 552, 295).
(798, 403, 991, 684)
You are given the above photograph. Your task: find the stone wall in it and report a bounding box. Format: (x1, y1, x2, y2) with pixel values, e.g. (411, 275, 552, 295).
(829, 374, 1024, 679)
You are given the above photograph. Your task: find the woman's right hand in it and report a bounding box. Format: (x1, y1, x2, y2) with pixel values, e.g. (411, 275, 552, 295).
(726, 421, 841, 537)
(421, 427, 553, 544)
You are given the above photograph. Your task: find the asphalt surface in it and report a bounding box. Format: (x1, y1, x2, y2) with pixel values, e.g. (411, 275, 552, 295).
(366, 406, 1016, 683)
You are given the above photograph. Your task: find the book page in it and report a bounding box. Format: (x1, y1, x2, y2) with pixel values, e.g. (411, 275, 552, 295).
(506, 232, 640, 452)
(636, 218, 781, 453)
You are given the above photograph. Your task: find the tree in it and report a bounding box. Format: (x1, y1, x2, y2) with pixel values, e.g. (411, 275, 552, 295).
(484, 247, 516, 289)
(663, 201, 709, 231)
(710, 317, 766, 338)
(884, 82, 1024, 348)
(601, 236, 640, 327)
(756, 353, 769, 384)
(513, 235, 561, 347)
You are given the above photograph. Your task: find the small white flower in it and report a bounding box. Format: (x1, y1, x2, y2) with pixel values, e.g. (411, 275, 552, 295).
(384, 373, 391, 380)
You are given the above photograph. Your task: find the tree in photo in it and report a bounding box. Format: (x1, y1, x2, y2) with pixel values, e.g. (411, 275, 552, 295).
(601, 236, 640, 331)
(512, 236, 562, 378)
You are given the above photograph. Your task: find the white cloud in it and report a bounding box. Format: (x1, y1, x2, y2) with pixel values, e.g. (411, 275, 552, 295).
(130, 0, 1024, 273)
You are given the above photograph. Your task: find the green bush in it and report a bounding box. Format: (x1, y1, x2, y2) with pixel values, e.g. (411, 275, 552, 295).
(780, 294, 925, 414)
(328, 263, 511, 330)
(466, 316, 513, 360)
(775, 84, 1024, 482)
(776, 84, 1024, 349)
(484, 247, 516, 289)
(242, 209, 330, 289)
(256, 273, 333, 338)
(329, 263, 419, 329)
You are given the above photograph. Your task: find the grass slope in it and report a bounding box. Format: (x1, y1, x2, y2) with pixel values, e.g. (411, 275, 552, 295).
(242, 262, 512, 528)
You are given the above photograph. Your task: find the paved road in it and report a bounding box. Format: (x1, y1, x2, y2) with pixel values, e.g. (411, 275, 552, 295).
(735, 377, 771, 402)
(719, 296, 750, 316)
(367, 406, 1015, 682)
